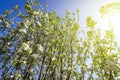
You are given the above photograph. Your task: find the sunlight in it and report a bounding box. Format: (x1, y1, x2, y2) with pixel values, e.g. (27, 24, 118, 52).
(97, 11, 120, 40)
(111, 12, 120, 36)
(111, 13, 120, 33)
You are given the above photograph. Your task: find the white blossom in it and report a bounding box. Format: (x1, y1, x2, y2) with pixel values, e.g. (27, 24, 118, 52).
(45, 14, 48, 18)
(10, 75, 14, 78)
(5, 22, 10, 27)
(24, 20, 30, 28)
(24, 24, 28, 28)
(37, 21, 41, 27)
(22, 43, 30, 50)
(64, 75, 67, 79)
(34, 11, 39, 15)
(30, 69, 34, 72)
(37, 44, 44, 52)
(23, 60, 27, 64)
(7, 42, 10, 45)
(31, 54, 39, 58)
(52, 57, 56, 61)
(68, 67, 72, 71)
(28, 40, 34, 45)
(19, 29, 27, 34)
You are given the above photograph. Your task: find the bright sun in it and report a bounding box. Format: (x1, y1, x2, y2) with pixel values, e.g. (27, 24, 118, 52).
(111, 12, 120, 39)
(97, 11, 120, 40)
(111, 12, 120, 30)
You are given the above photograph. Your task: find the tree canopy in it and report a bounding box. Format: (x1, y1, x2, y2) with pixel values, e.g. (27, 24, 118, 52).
(0, 1, 120, 80)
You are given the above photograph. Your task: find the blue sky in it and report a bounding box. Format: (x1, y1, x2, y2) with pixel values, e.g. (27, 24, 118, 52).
(0, 0, 119, 20)
(0, 0, 25, 14)
(0, 0, 117, 15)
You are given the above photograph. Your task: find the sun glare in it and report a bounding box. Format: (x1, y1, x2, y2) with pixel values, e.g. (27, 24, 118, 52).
(111, 12, 120, 39)
(111, 12, 120, 31)
(98, 11, 120, 40)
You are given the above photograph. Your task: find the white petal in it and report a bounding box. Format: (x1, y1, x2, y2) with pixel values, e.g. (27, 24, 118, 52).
(37, 44, 44, 52)
(19, 29, 27, 34)
(22, 43, 29, 50)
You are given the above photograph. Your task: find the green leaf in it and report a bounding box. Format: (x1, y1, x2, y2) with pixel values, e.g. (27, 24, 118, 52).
(86, 16, 97, 28)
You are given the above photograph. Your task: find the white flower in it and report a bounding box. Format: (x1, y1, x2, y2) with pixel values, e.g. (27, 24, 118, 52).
(19, 29, 27, 34)
(23, 60, 27, 64)
(7, 42, 10, 45)
(34, 11, 39, 15)
(24, 20, 31, 28)
(28, 41, 34, 45)
(5, 22, 10, 27)
(37, 44, 44, 52)
(10, 75, 14, 78)
(68, 67, 72, 71)
(31, 54, 39, 58)
(30, 69, 34, 72)
(24, 24, 28, 28)
(45, 14, 48, 18)
(22, 43, 30, 50)
(64, 75, 67, 79)
(37, 21, 41, 27)
(52, 57, 56, 61)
